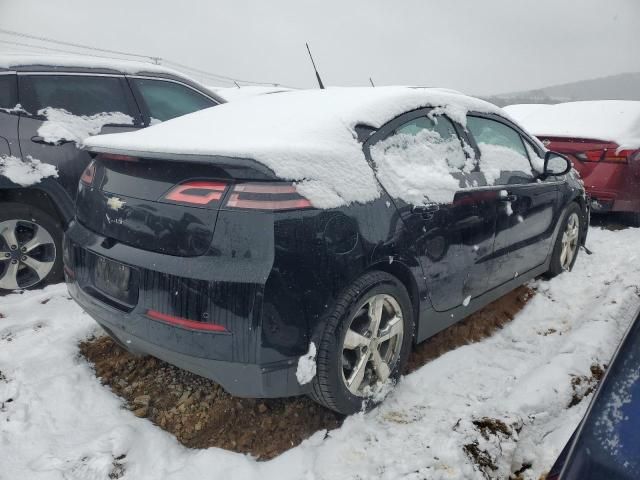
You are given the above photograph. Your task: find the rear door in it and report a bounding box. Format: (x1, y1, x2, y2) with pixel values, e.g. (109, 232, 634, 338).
(467, 114, 560, 286)
(17, 73, 143, 200)
(368, 110, 499, 311)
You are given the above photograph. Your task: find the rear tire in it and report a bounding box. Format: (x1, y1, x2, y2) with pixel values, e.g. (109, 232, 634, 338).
(309, 271, 414, 415)
(0, 202, 63, 292)
(545, 202, 583, 278)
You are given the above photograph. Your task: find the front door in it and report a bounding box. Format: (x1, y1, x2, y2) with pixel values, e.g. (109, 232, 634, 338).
(466, 115, 560, 286)
(17, 73, 142, 201)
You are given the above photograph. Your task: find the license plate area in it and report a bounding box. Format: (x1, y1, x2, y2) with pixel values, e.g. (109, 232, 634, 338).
(90, 255, 139, 309)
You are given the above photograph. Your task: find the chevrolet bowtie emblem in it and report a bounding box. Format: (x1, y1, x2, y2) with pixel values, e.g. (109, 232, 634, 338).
(107, 196, 126, 211)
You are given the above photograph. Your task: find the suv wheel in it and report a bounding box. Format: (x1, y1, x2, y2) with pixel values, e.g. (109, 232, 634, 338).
(0, 202, 63, 291)
(310, 271, 414, 415)
(545, 202, 582, 278)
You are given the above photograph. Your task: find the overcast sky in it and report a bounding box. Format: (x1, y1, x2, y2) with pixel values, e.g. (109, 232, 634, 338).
(1, 0, 638, 95)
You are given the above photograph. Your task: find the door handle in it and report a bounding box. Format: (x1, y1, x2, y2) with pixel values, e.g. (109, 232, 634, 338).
(31, 135, 73, 146)
(498, 192, 518, 202)
(412, 204, 440, 218)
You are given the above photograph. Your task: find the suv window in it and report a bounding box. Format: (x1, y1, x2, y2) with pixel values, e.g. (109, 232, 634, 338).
(466, 116, 534, 185)
(132, 78, 215, 123)
(19, 75, 135, 119)
(0, 74, 18, 109)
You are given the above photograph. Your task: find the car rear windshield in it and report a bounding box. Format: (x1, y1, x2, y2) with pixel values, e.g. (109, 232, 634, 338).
(19, 74, 135, 118)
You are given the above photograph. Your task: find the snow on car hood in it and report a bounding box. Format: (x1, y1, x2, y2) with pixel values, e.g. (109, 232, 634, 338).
(511, 100, 640, 150)
(84, 86, 503, 208)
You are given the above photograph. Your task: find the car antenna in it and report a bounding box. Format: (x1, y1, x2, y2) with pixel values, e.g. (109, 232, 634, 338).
(306, 42, 325, 89)
(369, 77, 375, 87)
(234, 81, 240, 88)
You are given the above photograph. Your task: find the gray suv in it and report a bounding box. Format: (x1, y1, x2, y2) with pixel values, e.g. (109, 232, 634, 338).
(0, 55, 224, 291)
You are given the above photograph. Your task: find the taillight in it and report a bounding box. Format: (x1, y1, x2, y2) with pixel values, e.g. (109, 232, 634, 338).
(80, 161, 96, 186)
(224, 183, 312, 210)
(163, 181, 228, 206)
(576, 149, 633, 163)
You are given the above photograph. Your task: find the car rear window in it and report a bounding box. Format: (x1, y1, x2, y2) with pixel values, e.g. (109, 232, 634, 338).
(0, 74, 18, 109)
(132, 78, 216, 122)
(19, 74, 135, 119)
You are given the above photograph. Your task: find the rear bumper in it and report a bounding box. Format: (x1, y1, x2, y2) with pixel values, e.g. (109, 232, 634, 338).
(64, 220, 308, 398)
(586, 189, 640, 213)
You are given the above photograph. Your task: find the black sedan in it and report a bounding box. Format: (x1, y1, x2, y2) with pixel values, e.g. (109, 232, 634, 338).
(64, 87, 588, 414)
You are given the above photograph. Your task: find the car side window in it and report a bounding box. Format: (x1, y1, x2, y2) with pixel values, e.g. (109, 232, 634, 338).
(466, 116, 535, 185)
(0, 74, 18, 109)
(131, 78, 216, 123)
(19, 75, 135, 120)
(369, 114, 473, 205)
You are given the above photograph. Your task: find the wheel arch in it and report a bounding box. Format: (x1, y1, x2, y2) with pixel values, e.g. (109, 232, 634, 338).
(0, 183, 73, 227)
(365, 259, 420, 340)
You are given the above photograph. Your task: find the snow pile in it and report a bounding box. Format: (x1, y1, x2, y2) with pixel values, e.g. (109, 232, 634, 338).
(84, 87, 503, 209)
(509, 100, 640, 149)
(371, 129, 473, 205)
(1, 228, 638, 480)
(37, 108, 134, 146)
(0, 155, 58, 186)
(296, 342, 317, 385)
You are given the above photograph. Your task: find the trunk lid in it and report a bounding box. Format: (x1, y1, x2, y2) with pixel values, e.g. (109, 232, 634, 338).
(76, 154, 277, 256)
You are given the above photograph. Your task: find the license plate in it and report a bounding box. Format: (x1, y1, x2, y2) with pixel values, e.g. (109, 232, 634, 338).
(93, 256, 132, 303)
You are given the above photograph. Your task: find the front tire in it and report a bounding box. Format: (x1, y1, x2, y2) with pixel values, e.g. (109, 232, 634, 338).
(309, 271, 414, 415)
(545, 202, 583, 278)
(0, 202, 63, 292)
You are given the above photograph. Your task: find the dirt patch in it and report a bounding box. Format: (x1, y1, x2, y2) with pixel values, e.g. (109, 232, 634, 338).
(79, 337, 342, 460)
(406, 286, 533, 372)
(463, 441, 498, 476)
(473, 418, 513, 440)
(568, 364, 605, 408)
(80, 285, 534, 459)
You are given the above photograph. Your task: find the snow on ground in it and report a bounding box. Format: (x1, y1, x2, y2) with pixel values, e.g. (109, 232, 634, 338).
(0, 227, 639, 480)
(0, 155, 58, 186)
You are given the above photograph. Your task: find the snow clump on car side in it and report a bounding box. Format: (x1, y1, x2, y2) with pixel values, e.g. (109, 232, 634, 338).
(0, 155, 58, 186)
(296, 342, 317, 385)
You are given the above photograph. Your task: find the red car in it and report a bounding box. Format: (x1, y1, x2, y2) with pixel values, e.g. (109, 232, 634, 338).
(505, 101, 640, 225)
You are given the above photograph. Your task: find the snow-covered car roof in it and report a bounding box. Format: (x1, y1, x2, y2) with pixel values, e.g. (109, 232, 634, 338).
(84, 86, 504, 208)
(502, 104, 554, 124)
(0, 53, 183, 76)
(0, 54, 226, 104)
(509, 100, 640, 149)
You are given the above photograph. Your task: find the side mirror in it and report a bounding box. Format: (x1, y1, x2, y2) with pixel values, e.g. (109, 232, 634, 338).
(543, 151, 572, 177)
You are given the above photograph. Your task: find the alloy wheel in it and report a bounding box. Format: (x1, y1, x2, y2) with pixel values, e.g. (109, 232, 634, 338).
(560, 213, 580, 270)
(341, 293, 404, 396)
(0, 219, 56, 290)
